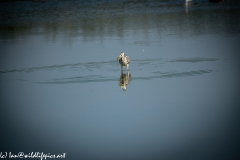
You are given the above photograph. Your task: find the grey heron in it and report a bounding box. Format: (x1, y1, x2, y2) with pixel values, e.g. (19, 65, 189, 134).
(117, 52, 130, 71)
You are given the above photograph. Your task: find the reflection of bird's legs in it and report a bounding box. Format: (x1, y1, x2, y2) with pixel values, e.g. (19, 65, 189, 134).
(127, 71, 129, 76)
(121, 65, 123, 71)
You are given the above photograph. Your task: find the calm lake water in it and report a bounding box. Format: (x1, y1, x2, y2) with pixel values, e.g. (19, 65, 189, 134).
(1, 0, 240, 160)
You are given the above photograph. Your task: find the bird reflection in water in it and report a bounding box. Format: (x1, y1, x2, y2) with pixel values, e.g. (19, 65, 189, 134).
(119, 71, 131, 91)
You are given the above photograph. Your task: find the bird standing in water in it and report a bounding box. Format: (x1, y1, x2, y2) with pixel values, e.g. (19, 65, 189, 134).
(117, 52, 130, 71)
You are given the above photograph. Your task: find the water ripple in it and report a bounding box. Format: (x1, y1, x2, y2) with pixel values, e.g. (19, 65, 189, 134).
(168, 57, 218, 63)
(0, 58, 163, 74)
(0, 60, 115, 74)
(0, 57, 217, 84)
(37, 70, 212, 84)
(39, 75, 118, 84)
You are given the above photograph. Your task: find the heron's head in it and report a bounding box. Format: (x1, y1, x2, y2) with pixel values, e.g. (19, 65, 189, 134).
(117, 52, 125, 61)
(119, 83, 127, 91)
(121, 86, 127, 91)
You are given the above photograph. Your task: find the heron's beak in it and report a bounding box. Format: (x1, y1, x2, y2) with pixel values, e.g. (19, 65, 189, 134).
(117, 57, 120, 61)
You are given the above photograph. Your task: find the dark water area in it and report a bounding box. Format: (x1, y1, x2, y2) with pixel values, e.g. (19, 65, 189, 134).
(1, 0, 240, 160)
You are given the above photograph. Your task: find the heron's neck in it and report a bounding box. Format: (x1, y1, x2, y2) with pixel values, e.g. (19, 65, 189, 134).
(119, 58, 122, 63)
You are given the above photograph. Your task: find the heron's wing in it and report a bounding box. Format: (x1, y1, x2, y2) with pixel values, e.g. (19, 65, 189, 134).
(125, 56, 130, 64)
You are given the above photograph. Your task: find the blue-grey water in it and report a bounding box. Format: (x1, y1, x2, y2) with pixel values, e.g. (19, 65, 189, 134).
(1, 0, 240, 160)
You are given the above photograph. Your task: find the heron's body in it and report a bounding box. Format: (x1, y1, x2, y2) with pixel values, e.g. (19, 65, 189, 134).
(117, 52, 130, 70)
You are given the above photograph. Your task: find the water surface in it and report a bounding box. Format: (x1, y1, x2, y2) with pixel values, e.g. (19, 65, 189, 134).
(1, 0, 240, 160)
